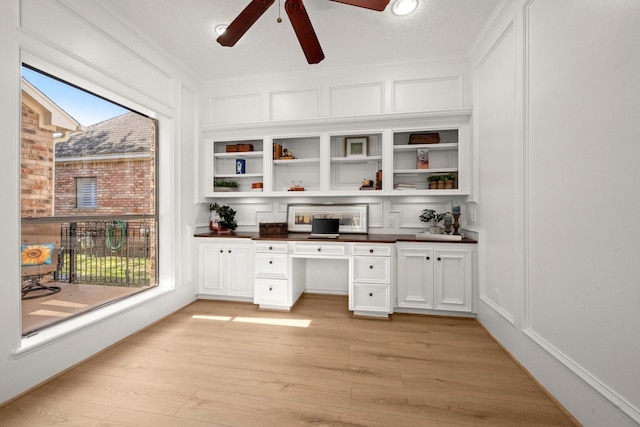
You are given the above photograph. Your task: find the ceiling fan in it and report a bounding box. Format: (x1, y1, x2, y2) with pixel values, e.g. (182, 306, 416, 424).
(217, 0, 390, 64)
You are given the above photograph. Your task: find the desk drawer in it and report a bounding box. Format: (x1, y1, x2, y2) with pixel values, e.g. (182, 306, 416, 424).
(353, 256, 390, 283)
(255, 242, 288, 254)
(294, 243, 345, 256)
(353, 245, 392, 257)
(254, 278, 288, 304)
(352, 284, 390, 312)
(255, 253, 288, 278)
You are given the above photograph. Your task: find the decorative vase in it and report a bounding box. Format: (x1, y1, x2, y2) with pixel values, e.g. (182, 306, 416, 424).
(444, 180, 454, 189)
(429, 226, 442, 234)
(437, 181, 445, 189)
(428, 182, 438, 189)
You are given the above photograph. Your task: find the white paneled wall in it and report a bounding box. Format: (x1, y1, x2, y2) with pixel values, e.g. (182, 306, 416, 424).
(470, 0, 640, 426)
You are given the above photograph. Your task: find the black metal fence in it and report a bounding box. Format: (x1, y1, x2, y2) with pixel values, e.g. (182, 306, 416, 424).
(59, 220, 153, 286)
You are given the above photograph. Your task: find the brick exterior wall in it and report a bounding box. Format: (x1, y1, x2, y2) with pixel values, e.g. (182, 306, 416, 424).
(21, 104, 54, 218)
(55, 158, 152, 216)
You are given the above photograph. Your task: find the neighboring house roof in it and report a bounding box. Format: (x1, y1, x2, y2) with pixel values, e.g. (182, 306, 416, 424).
(56, 112, 151, 158)
(21, 77, 81, 136)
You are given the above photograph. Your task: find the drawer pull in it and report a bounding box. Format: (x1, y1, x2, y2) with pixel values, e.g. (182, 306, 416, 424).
(269, 246, 273, 250)
(369, 249, 374, 253)
(219, 250, 223, 253)
(437, 257, 442, 261)
(426, 256, 430, 260)
(269, 286, 273, 291)
(317, 247, 321, 252)
(269, 261, 273, 264)
(369, 293, 373, 297)
(228, 250, 232, 253)
(369, 265, 373, 269)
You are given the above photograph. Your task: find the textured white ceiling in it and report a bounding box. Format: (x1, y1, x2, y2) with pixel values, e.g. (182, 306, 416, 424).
(101, 0, 499, 81)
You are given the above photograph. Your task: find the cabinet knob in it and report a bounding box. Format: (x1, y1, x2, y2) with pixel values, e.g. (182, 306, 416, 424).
(317, 247, 321, 252)
(369, 293, 373, 297)
(269, 246, 273, 250)
(437, 257, 442, 261)
(369, 265, 374, 269)
(426, 256, 430, 260)
(228, 250, 232, 253)
(369, 249, 374, 253)
(269, 260, 273, 264)
(269, 287, 273, 291)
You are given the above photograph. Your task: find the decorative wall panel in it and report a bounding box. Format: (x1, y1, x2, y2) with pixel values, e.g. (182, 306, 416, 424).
(393, 77, 462, 113)
(20, 0, 173, 108)
(270, 89, 319, 121)
(208, 94, 262, 125)
(329, 83, 384, 117)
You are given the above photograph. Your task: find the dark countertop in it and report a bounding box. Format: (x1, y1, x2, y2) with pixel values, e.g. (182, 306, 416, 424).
(193, 231, 477, 244)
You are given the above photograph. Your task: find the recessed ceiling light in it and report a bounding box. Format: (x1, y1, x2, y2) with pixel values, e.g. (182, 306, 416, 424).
(215, 25, 228, 36)
(391, 0, 418, 16)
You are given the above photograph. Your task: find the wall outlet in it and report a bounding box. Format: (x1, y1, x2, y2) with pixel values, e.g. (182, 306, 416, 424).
(388, 216, 395, 228)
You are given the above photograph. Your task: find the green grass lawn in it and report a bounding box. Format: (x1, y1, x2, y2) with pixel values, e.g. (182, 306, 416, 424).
(61, 254, 151, 286)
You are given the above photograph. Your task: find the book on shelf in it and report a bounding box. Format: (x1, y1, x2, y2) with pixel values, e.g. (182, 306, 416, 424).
(393, 183, 416, 190)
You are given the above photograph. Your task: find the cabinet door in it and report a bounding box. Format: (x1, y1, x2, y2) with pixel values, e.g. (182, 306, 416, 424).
(433, 249, 471, 312)
(397, 247, 434, 309)
(226, 243, 254, 297)
(198, 243, 224, 294)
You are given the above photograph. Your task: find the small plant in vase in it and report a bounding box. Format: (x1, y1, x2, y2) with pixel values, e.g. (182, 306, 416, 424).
(427, 175, 440, 190)
(209, 203, 237, 233)
(420, 208, 449, 234)
(214, 180, 239, 192)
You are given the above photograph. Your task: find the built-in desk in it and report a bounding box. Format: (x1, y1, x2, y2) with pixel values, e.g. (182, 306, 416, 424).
(194, 232, 477, 318)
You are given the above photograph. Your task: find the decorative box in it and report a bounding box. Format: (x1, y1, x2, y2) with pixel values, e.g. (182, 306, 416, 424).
(237, 144, 254, 152)
(225, 145, 238, 152)
(259, 222, 288, 236)
(409, 133, 440, 144)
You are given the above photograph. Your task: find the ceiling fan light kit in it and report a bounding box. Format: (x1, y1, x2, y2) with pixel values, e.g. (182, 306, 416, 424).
(217, 0, 390, 64)
(391, 0, 418, 16)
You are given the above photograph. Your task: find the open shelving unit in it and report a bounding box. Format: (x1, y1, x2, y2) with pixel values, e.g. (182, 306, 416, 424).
(200, 110, 471, 198)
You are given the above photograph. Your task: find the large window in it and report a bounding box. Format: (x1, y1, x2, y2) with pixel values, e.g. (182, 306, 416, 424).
(20, 65, 158, 336)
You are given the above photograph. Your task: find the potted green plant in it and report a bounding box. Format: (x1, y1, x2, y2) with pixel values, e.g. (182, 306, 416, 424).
(209, 203, 237, 232)
(213, 180, 239, 192)
(420, 208, 449, 234)
(442, 174, 456, 189)
(427, 175, 440, 190)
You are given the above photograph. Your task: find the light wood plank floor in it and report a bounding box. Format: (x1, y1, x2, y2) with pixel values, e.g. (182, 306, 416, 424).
(2, 294, 579, 426)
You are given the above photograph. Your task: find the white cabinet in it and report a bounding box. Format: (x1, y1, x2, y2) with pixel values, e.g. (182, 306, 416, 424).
(197, 239, 254, 299)
(253, 241, 290, 309)
(350, 244, 394, 318)
(397, 242, 473, 313)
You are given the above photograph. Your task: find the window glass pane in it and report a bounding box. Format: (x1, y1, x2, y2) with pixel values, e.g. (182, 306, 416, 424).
(76, 177, 97, 208)
(20, 65, 158, 336)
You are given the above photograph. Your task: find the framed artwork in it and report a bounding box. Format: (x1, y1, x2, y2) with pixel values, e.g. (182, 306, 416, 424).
(345, 136, 368, 157)
(287, 204, 368, 233)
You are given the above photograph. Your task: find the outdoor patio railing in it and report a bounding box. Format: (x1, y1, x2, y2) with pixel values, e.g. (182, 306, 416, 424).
(59, 220, 153, 286)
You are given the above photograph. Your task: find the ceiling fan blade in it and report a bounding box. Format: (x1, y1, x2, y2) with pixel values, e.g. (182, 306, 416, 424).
(217, 0, 275, 47)
(285, 0, 325, 64)
(329, 0, 389, 12)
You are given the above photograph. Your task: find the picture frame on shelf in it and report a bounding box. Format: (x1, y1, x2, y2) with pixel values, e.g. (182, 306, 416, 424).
(287, 204, 368, 233)
(345, 136, 368, 157)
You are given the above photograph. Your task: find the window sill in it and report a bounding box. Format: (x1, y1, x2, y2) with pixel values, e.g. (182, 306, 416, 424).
(16, 286, 173, 358)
